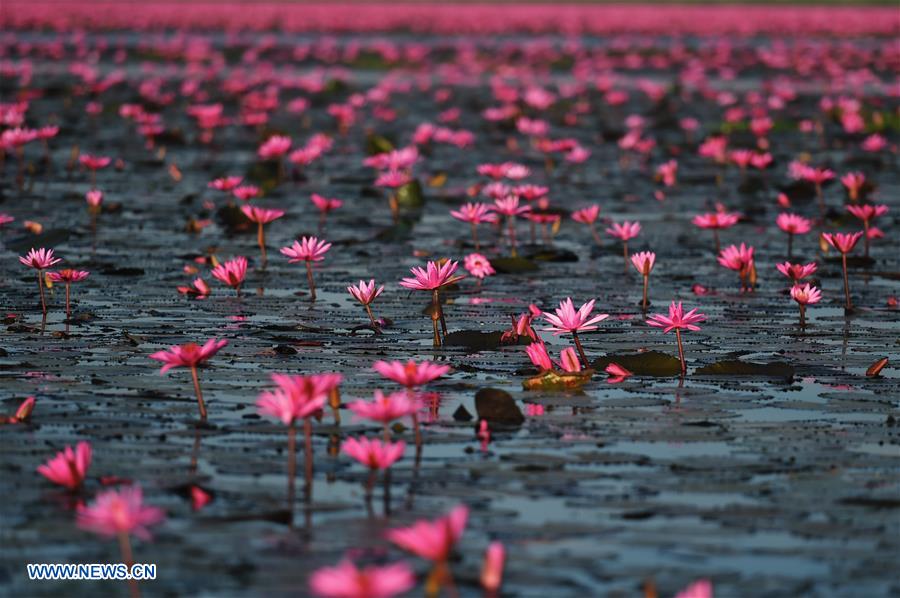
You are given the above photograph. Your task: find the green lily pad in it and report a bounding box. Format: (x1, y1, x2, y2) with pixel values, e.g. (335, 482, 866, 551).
(365, 133, 394, 156)
(475, 388, 524, 425)
(694, 360, 795, 378)
(491, 257, 539, 274)
(396, 179, 424, 209)
(523, 369, 595, 391)
(592, 351, 682, 377)
(443, 330, 504, 351)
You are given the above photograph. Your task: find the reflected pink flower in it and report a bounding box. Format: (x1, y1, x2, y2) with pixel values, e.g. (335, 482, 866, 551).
(464, 253, 495, 281)
(480, 541, 505, 593)
(77, 485, 164, 540)
(210, 256, 247, 295)
(37, 441, 92, 490)
(646, 301, 707, 374)
(776, 261, 817, 283)
(387, 504, 468, 562)
(605, 363, 633, 383)
(342, 436, 405, 470)
(310, 560, 415, 598)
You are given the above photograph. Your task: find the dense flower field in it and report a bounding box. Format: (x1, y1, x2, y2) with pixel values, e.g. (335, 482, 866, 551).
(1, 3, 898, 597)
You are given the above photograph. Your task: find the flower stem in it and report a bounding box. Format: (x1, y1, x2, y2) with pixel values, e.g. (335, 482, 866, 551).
(37, 270, 47, 314)
(799, 304, 806, 328)
(507, 215, 517, 257)
(622, 241, 629, 273)
(675, 329, 686, 375)
(303, 418, 313, 500)
(117, 532, 140, 598)
(432, 289, 448, 335)
(863, 219, 870, 258)
(364, 304, 380, 330)
(787, 232, 793, 259)
(642, 274, 649, 311)
(287, 422, 297, 512)
(190, 366, 207, 421)
(305, 261, 316, 301)
(713, 229, 720, 255)
(257, 222, 267, 269)
(572, 331, 588, 365)
(842, 253, 852, 310)
(471, 222, 479, 250)
(589, 223, 602, 247)
(65, 282, 71, 320)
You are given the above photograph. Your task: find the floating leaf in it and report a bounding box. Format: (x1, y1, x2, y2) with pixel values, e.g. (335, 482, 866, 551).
(491, 256, 539, 273)
(365, 133, 394, 156)
(443, 330, 504, 351)
(523, 369, 595, 391)
(694, 360, 794, 378)
(396, 179, 424, 209)
(592, 351, 682, 377)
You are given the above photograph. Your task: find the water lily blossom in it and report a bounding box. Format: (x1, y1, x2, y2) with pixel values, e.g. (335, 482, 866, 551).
(846, 204, 888, 257)
(464, 253, 495, 284)
(348, 279, 385, 329)
(19, 247, 62, 314)
(605, 363, 633, 384)
(399, 260, 465, 346)
(631, 251, 656, 310)
(210, 256, 247, 296)
(450, 202, 497, 249)
(149, 338, 228, 421)
(481, 541, 505, 595)
(776, 213, 812, 258)
(606, 221, 641, 272)
(47, 269, 90, 321)
(387, 505, 468, 596)
(776, 262, 817, 283)
(241, 205, 284, 268)
(348, 390, 417, 440)
(646, 301, 707, 375)
(693, 212, 739, 253)
(310, 560, 415, 598)
(791, 283, 822, 327)
(572, 204, 602, 246)
(542, 298, 608, 364)
(37, 441, 92, 490)
(342, 436, 406, 498)
(717, 243, 755, 292)
(77, 485, 164, 596)
(822, 232, 863, 310)
(281, 237, 331, 301)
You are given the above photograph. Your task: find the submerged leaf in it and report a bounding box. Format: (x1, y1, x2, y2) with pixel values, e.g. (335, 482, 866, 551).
(593, 351, 682, 377)
(694, 360, 794, 378)
(523, 369, 595, 391)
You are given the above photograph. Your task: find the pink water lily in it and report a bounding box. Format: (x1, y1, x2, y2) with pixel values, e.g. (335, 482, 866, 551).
(542, 298, 608, 364)
(646, 301, 707, 374)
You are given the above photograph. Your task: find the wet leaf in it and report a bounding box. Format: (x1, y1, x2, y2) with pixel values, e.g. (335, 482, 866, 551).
(694, 360, 794, 379)
(523, 369, 595, 391)
(443, 330, 504, 351)
(396, 179, 424, 209)
(592, 351, 682, 377)
(491, 256, 539, 273)
(365, 133, 394, 155)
